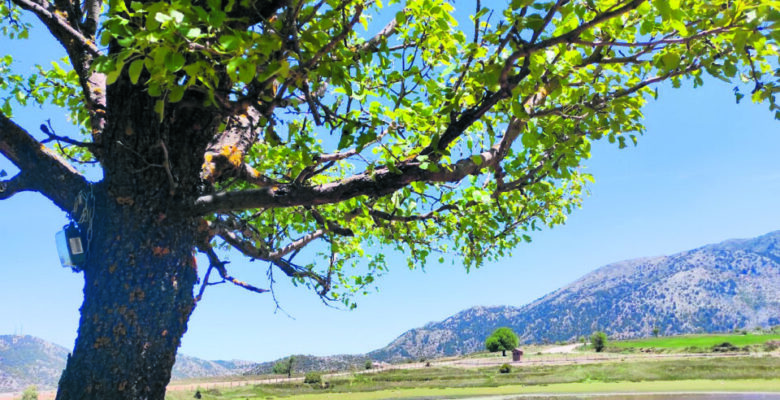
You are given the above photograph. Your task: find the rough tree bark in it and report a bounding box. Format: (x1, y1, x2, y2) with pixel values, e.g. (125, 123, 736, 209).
(50, 76, 222, 399)
(56, 194, 199, 399)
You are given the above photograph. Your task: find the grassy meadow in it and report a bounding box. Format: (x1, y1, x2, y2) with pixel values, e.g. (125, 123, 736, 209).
(166, 355, 780, 400)
(607, 333, 780, 351)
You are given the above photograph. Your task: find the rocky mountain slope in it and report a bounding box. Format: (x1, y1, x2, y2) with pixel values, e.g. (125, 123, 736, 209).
(0, 335, 67, 392)
(369, 230, 780, 361)
(0, 335, 249, 392)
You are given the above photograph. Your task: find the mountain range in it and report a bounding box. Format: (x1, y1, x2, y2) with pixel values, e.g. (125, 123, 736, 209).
(3, 230, 779, 390)
(368, 230, 780, 361)
(0, 335, 251, 392)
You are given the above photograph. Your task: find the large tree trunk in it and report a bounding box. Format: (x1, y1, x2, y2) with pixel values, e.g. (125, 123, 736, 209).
(56, 186, 199, 400)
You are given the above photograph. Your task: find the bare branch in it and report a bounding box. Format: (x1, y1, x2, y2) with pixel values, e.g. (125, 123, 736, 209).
(197, 242, 269, 295)
(0, 114, 88, 212)
(368, 204, 460, 223)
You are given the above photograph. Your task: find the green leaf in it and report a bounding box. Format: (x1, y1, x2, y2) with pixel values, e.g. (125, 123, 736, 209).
(169, 85, 185, 103)
(238, 62, 255, 83)
(662, 53, 680, 70)
(165, 52, 186, 72)
(128, 59, 144, 85)
(105, 61, 124, 85)
(154, 99, 165, 121)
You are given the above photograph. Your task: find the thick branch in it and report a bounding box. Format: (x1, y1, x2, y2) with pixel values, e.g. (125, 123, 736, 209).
(10, 0, 107, 140)
(9, 0, 101, 57)
(192, 119, 525, 215)
(0, 173, 31, 200)
(0, 114, 88, 212)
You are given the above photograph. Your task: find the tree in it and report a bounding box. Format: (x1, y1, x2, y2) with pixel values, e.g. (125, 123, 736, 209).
(21, 385, 38, 400)
(0, 0, 777, 398)
(272, 356, 295, 378)
(591, 331, 608, 352)
(486, 327, 519, 356)
(653, 327, 660, 337)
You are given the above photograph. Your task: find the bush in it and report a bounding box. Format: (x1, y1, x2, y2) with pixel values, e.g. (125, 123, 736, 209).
(591, 331, 608, 352)
(364, 360, 373, 370)
(499, 363, 512, 374)
(304, 371, 322, 384)
(712, 342, 740, 352)
(21, 386, 38, 400)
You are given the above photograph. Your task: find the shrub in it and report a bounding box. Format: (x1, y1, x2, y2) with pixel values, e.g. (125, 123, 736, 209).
(364, 360, 373, 370)
(304, 372, 322, 384)
(499, 363, 512, 374)
(712, 342, 740, 352)
(591, 331, 608, 352)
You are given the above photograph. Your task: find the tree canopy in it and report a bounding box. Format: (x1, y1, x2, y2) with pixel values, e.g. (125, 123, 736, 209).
(1, 0, 778, 397)
(486, 327, 520, 356)
(2, 0, 777, 307)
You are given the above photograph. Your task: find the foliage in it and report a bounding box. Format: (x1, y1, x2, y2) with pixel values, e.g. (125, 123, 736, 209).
(485, 327, 520, 356)
(20, 385, 38, 400)
(272, 356, 295, 378)
(499, 363, 512, 374)
(2, 0, 779, 309)
(590, 331, 608, 352)
(304, 371, 322, 385)
(364, 360, 372, 370)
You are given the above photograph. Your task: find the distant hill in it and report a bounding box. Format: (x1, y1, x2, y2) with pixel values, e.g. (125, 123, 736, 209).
(245, 354, 369, 376)
(368, 230, 780, 361)
(0, 335, 68, 392)
(0, 335, 249, 392)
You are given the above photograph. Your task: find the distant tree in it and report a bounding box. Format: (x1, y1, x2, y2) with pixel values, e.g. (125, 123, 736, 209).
(364, 360, 373, 370)
(652, 327, 660, 337)
(272, 356, 295, 378)
(591, 331, 608, 352)
(486, 327, 519, 356)
(21, 386, 38, 400)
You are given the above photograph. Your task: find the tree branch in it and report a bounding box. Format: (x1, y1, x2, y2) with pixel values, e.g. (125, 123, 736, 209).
(191, 119, 525, 215)
(197, 242, 269, 295)
(500, 0, 646, 89)
(9, 0, 101, 57)
(10, 0, 108, 141)
(0, 114, 88, 212)
(0, 173, 31, 200)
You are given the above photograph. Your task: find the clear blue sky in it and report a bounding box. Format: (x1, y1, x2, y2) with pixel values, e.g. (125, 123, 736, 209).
(1, 9, 778, 363)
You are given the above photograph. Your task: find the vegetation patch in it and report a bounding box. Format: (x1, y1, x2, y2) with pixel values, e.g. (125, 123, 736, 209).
(608, 333, 780, 352)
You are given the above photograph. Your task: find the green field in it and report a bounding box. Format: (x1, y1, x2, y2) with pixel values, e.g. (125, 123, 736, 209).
(170, 379, 780, 400)
(609, 333, 780, 350)
(166, 356, 780, 400)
